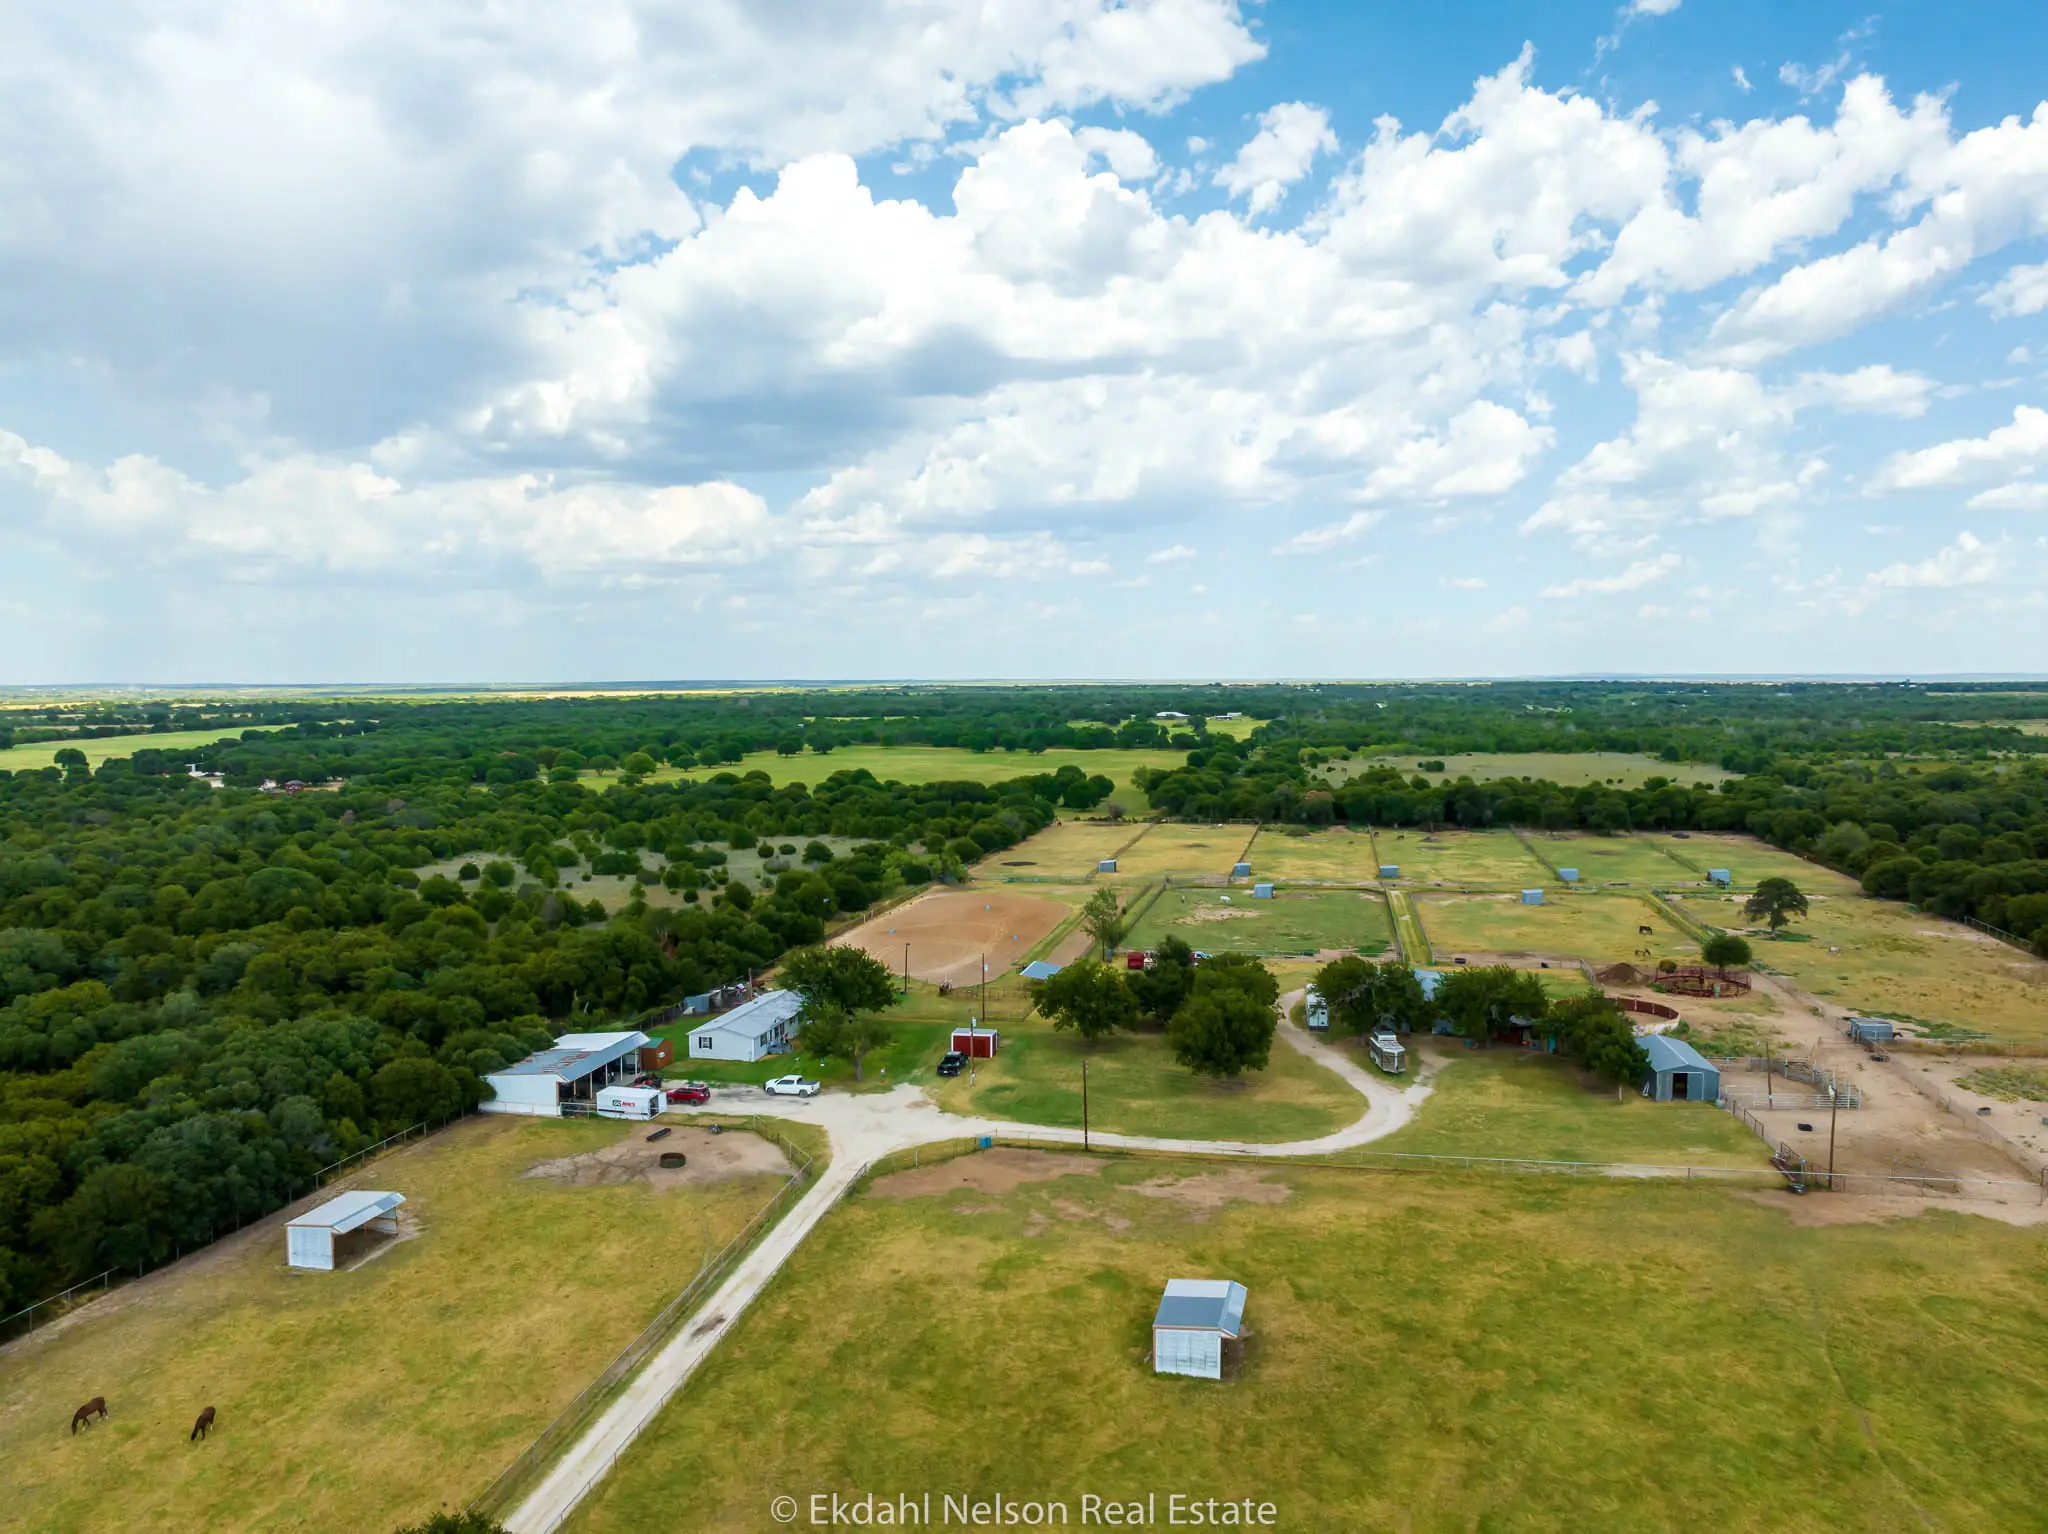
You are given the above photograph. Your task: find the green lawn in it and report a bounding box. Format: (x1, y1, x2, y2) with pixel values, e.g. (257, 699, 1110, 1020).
(563, 1154, 2048, 1534)
(929, 1013, 1362, 1143)
(0, 727, 265, 774)
(0, 1116, 792, 1533)
(1368, 1049, 1768, 1166)
(1123, 887, 1392, 957)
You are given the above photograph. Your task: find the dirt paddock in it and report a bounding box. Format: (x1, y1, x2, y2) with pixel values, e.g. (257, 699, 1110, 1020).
(522, 1127, 791, 1191)
(832, 888, 1071, 984)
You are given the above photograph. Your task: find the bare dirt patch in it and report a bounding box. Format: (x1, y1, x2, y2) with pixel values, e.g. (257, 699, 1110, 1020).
(1132, 1169, 1293, 1217)
(1742, 1190, 2048, 1229)
(831, 888, 1070, 985)
(1180, 906, 1259, 924)
(869, 1147, 1102, 1199)
(522, 1127, 790, 1191)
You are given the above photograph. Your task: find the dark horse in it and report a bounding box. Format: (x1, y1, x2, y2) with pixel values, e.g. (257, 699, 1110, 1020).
(190, 1406, 216, 1442)
(70, 1397, 107, 1434)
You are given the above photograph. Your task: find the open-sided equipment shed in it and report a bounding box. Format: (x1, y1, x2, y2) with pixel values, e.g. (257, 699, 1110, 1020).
(287, 1190, 405, 1271)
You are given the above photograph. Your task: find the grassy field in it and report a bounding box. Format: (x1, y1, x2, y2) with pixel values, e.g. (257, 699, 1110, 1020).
(564, 1151, 2048, 1534)
(1324, 750, 1732, 789)
(1376, 828, 1551, 887)
(1387, 889, 1429, 963)
(1370, 1050, 1767, 1166)
(976, 820, 1140, 881)
(1416, 891, 1698, 964)
(0, 1116, 793, 1533)
(1676, 891, 2048, 1041)
(646, 745, 1185, 813)
(0, 727, 263, 774)
(1243, 825, 1382, 882)
(1123, 887, 1392, 958)
(1523, 831, 1700, 886)
(929, 1013, 1362, 1143)
(1108, 822, 1257, 881)
(1640, 833, 1860, 893)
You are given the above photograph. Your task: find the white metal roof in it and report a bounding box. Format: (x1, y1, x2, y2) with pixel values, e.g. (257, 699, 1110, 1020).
(1154, 1278, 1247, 1335)
(691, 990, 802, 1037)
(289, 1189, 405, 1234)
(491, 1031, 650, 1081)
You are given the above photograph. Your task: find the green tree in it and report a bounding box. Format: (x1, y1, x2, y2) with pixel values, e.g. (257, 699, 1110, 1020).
(621, 751, 658, 776)
(780, 944, 900, 1080)
(1079, 887, 1127, 955)
(1313, 956, 1431, 1036)
(1127, 936, 1196, 1023)
(1700, 933, 1753, 973)
(1034, 957, 1138, 1043)
(1541, 996, 1649, 1087)
(392, 1513, 510, 1534)
(1189, 951, 1279, 1010)
(1744, 877, 1809, 936)
(1435, 965, 1547, 1046)
(1167, 984, 1275, 1078)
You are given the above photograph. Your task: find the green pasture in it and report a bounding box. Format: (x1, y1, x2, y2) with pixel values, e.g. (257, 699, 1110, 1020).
(1677, 891, 2048, 1042)
(646, 745, 1183, 811)
(1243, 825, 1382, 882)
(1107, 822, 1256, 881)
(565, 1151, 2048, 1534)
(1324, 749, 1731, 789)
(1375, 829, 1550, 887)
(1524, 831, 1700, 886)
(976, 819, 1139, 880)
(1123, 887, 1392, 958)
(0, 727, 262, 775)
(1416, 891, 1697, 964)
(0, 1116, 792, 1534)
(1639, 833, 1859, 893)
(928, 1012, 1361, 1144)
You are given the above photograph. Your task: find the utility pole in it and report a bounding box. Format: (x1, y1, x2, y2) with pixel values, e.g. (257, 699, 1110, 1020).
(1083, 1059, 1091, 1153)
(1827, 1084, 1839, 1192)
(902, 942, 910, 998)
(980, 955, 988, 1044)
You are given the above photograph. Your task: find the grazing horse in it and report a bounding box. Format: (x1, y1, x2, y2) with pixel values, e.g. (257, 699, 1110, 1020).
(70, 1397, 107, 1434)
(190, 1406, 216, 1442)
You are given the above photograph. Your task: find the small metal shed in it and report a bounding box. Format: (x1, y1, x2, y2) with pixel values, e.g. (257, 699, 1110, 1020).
(1020, 959, 1063, 981)
(1153, 1279, 1247, 1379)
(1641, 1034, 1720, 1102)
(1098, 859, 1118, 873)
(1252, 882, 1274, 899)
(1520, 889, 1544, 905)
(1379, 864, 1399, 878)
(951, 1026, 1001, 1058)
(1557, 868, 1579, 883)
(1232, 861, 1252, 877)
(1367, 1031, 1406, 1074)
(1707, 869, 1732, 887)
(287, 1190, 405, 1271)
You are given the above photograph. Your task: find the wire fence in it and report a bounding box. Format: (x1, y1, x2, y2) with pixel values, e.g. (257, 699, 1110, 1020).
(468, 1117, 819, 1523)
(0, 1107, 472, 1341)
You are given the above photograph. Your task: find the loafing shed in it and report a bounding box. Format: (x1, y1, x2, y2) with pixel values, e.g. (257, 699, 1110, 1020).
(1558, 868, 1579, 883)
(1379, 865, 1399, 878)
(287, 1190, 405, 1271)
(482, 1030, 652, 1117)
(1232, 861, 1252, 877)
(1708, 869, 1732, 887)
(1099, 859, 1118, 873)
(1252, 882, 1274, 899)
(1153, 1279, 1247, 1379)
(1641, 1034, 1720, 1102)
(1521, 889, 1544, 905)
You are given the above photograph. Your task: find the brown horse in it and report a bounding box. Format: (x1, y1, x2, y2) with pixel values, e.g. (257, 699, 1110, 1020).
(190, 1406, 216, 1442)
(70, 1397, 107, 1434)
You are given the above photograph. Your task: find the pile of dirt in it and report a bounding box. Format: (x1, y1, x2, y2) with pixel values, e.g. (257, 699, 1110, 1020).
(1597, 961, 1645, 985)
(869, 1147, 1102, 1199)
(523, 1127, 792, 1192)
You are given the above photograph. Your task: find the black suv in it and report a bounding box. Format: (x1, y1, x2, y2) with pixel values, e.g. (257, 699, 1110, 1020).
(936, 1050, 968, 1077)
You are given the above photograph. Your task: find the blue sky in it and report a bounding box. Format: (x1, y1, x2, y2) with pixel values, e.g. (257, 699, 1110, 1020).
(3, 0, 2047, 683)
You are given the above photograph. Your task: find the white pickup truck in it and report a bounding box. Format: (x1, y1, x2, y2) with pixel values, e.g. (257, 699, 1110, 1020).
(764, 1074, 821, 1098)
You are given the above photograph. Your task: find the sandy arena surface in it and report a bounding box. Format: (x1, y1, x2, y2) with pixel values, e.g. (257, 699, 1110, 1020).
(832, 887, 1070, 984)
(522, 1127, 791, 1191)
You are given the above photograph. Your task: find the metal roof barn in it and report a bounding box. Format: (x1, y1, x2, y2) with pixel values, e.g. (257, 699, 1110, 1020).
(287, 1190, 405, 1271)
(1153, 1279, 1247, 1380)
(1641, 1034, 1720, 1102)
(482, 1030, 651, 1117)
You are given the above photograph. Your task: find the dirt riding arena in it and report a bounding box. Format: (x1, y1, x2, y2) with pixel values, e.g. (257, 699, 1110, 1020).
(832, 888, 1070, 985)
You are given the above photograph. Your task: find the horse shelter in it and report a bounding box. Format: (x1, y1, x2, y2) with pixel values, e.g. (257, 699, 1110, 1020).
(287, 1190, 406, 1271)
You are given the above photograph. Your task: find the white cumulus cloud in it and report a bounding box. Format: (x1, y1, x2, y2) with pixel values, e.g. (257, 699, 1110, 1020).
(1215, 101, 1337, 214)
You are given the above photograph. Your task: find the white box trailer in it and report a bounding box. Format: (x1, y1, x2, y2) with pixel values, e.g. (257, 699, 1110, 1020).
(595, 1085, 664, 1120)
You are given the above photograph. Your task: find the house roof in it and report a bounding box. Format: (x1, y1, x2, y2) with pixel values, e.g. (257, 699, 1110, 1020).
(1153, 1278, 1247, 1336)
(691, 989, 803, 1037)
(1642, 1034, 1716, 1074)
(1412, 967, 1444, 1000)
(289, 1189, 405, 1234)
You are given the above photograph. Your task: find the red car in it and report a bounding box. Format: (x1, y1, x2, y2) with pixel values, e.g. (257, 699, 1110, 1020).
(666, 1080, 712, 1105)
